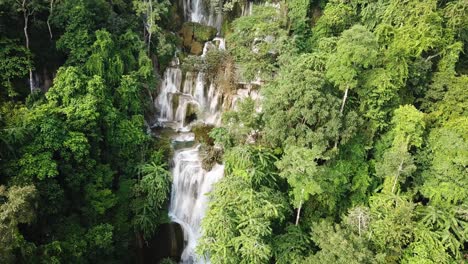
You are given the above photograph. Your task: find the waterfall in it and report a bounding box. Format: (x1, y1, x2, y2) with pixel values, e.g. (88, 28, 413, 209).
(155, 46, 224, 262)
(169, 147, 224, 263)
(153, 2, 227, 263)
(183, 0, 222, 30)
(155, 39, 225, 131)
(154, 1, 262, 262)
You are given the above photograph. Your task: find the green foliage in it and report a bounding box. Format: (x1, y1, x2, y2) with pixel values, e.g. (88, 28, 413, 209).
(313, 0, 357, 38)
(1, 0, 468, 262)
(182, 22, 217, 42)
(326, 25, 379, 92)
(159, 258, 177, 264)
(227, 5, 287, 81)
(420, 118, 468, 206)
(0, 1, 163, 260)
(375, 105, 425, 193)
(276, 146, 322, 209)
(192, 124, 215, 145)
(287, 0, 311, 52)
(133, 153, 171, 239)
(54, 0, 97, 64)
(263, 53, 357, 149)
(272, 225, 310, 264)
(199, 144, 290, 263)
(369, 192, 416, 262)
(307, 221, 383, 264)
(182, 49, 228, 81)
(0, 38, 32, 97)
(199, 169, 289, 264)
(222, 97, 261, 145)
(0, 185, 37, 263)
(208, 127, 233, 148)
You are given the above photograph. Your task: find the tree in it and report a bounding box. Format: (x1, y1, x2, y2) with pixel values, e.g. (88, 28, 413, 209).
(313, 0, 357, 38)
(133, 0, 168, 54)
(199, 170, 288, 264)
(306, 221, 382, 264)
(132, 153, 171, 239)
(326, 25, 378, 147)
(0, 185, 37, 263)
(199, 146, 289, 264)
(46, 0, 60, 39)
(263, 53, 357, 150)
(273, 225, 310, 264)
(85, 30, 124, 85)
(420, 119, 467, 206)
(222, 97, 262, 144)
(7, 0, 43, 92)
(369, 192, 415, 263)
(227, 4, 287, 81)
(375, 105, 425, 194)
(344, 206, 371, 237)
(276, 146, 322, 225)
(0, 38, 32, 97)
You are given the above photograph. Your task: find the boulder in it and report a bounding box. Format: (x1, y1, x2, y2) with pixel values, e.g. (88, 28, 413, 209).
(180, 22, 217, 55)
(190, 41, 204, 55)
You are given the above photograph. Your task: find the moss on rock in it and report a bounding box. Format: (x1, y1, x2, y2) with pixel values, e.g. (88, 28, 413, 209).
(193, 23, 217, 42)
(179, 22, 217, 55)
(200, 144, 224, 171)
(192, 124, 215, 145)
(190, 41, 204, 56)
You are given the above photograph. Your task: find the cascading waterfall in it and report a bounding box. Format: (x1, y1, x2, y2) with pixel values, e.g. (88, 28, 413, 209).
(155, 40, 225, 130)
(154, 3, 226, 264)
(154, 2, 259, 263)
(183, 0, 222, 30)
(156, 47, 224, 263)
(168, 147, 224, 263)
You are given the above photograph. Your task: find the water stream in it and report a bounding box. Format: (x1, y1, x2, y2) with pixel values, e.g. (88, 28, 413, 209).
(155, 2, 258, 263)
(154, 3, 225, 263)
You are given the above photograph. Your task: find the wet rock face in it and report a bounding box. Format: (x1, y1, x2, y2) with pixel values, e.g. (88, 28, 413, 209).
(143, 222, 184, 263)
(180, 22, 217, 55)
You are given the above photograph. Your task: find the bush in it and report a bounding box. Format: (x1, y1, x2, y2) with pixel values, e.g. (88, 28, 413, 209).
(192, 124, 215, 145)
(200, 144, 224, 171)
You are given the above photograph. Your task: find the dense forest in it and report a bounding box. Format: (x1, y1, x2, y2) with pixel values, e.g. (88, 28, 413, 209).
(0, 0, 467, 263)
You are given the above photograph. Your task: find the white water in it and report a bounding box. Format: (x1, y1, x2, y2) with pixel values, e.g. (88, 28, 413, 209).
(183, 0, 222, 30)
(169, 147, 224, 263)
(155, 39, 226, 131)
(154, 2, 262, 263)
(156, 49, 224, 263)
(154, 2, 227, 263)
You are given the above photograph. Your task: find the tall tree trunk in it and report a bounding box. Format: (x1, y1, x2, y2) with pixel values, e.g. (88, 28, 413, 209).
(340, 87, 349, 114)
(334, 87, 349, 149)
(392, 159, 404, 194)
(147, 0, 153, 55)
(358, 213, 361, 237)
(147, 30, 152, 55)
(295, 188, 305, 226)
(47, 0, 54, 40)
(23, 10, 34, 92)
(136, 232, 144, 264)
(295, 202, 302, 226)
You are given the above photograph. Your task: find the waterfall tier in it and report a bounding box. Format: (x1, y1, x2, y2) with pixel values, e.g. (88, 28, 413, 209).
(154, 2, 259, 263)
(183, 0, 222, 30)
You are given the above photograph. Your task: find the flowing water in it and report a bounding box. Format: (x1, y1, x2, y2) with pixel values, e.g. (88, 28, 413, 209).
(155, 3, 225, 263)
(154, 2, 257, 263)
(183, 0, 222, 30)
(156, 56, 224, 263)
